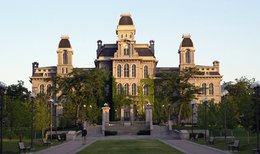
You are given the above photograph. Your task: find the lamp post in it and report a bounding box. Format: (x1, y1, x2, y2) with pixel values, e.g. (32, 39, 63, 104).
(203, 98, 208, 143)
(191, 102, 196, 137)
(30, 93, 36, 149)
(251, 81, 260, 152)
(0, 81, 7, 154)
(48, 99, 54, 142)
(221, 90, 229, 144)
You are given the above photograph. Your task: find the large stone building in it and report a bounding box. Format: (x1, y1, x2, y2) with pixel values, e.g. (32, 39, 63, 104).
(30, 14, 222, 121)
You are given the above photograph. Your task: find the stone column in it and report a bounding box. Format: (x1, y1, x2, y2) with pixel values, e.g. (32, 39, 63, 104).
(145, 103, 153, 130)
(120, 107, 124, 122)
(102, 103, 110, 135)
(130, 104, 134, 122)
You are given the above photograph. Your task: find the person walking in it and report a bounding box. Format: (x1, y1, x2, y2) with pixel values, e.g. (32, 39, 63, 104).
(81, 121, 87, 145)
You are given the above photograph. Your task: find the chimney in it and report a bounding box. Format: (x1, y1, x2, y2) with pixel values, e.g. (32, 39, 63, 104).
(150, 40, 154, 54)
(32, 62, 39, 76)
(97, 40, 102, 56)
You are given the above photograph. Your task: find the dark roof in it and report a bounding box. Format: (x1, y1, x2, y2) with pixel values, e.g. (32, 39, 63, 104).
(181, 38, 193, 47)
(135, 48, 154, 56)
(119, 16, 133, 25)
(155, 67, 179, 73)
(209, 72, 220, 75)
(58, 38, 71, 48)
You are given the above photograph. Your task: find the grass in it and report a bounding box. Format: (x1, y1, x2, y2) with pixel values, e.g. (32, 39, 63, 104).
(3, 138, 64, 154)
(193, 128, 258, 154)
(77, 140, 184, 154)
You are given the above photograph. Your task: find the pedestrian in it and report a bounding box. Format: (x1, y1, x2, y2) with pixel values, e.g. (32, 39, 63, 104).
(82, 124, 87, 145)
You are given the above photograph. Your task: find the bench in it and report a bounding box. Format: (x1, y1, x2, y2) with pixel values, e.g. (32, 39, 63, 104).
(42, 138, 51, 146)
(228, 140, 240, 152)
(207, 136, 214, 144)
(18, 142, 31, 153)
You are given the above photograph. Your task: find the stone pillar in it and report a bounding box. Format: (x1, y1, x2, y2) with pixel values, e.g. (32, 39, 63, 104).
(130, 104, 134, 122)
(120, 107, 124, 122)
(145, 103, 153, 130)
(102, 103, 110, 135)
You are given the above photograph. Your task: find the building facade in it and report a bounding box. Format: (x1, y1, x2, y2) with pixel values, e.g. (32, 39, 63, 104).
(30, 14, 222, 121)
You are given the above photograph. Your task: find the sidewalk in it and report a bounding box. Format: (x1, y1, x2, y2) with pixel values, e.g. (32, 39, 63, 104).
(35, 135, 230, 154)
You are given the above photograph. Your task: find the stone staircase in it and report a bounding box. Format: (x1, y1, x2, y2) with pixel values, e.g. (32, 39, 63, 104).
(105, 121, 150, 135)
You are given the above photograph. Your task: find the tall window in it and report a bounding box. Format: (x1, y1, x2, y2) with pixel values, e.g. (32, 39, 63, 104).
(144, 66, 148, 78)
(132, 64, 136, 78)
(47, 84, 52, 96)
(124, 44, 130, 55)
(209, 83, 214, 95)
(202, 83, 207, 95)
(144, 85, 148, 96)
(117, 64, 121, 78)
(132, 83, 137, 96)
(63, 50, 68, 64)
(125, 84, 129, 95)
(124, 64, 130, 77)
(118, 83, 122, 94)
(186, 50, 191, 64)
(40, 84, 44, 94)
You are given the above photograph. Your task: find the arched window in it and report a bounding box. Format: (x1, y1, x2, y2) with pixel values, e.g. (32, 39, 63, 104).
(144, 85, 148, 96)
(117, 64, 121, 78)
(125, 84, 129, 96)
(186, 50, 191, 64)
(62, 68, 64, 74)
(118, 83, 122, 95)
(144, 66, 148, 78)
(209, 83, 214, 95)
(132, 83, 137, 96)
(202, 83, 207, 95)
(63, 50, 68, 64)
(124, 64, 130, 77)
(40, 84, 44, 94)
(47, 84, 52, 96)
(132, 64, 136, 78)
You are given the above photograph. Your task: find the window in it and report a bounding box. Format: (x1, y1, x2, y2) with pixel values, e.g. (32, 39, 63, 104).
(144, 66, 148, 78)
(124, 44, 130, 55)
(63, 50, 68, 64)
(47, 84, 52, 96)
(132, 64, 136, 78)
(202, 83, 207, 95)
(209, 83, 214, 95)
(125, 84, 129, 95)
(118, 83, 122, 94)
(117, 64, 121, 78)
(144, 85, 148, 96)
(132, 83, 136, 96)
(186, 50, 191, 63)
(124, 64, 130, 77)
(62, 68, 64, 74)
(40, 84, 44, 93)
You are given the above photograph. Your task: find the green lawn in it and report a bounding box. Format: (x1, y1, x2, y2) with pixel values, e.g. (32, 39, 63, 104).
(193, 129, 258, 154)
(77, 140, 184, 154)
(3, 138, 64, 154)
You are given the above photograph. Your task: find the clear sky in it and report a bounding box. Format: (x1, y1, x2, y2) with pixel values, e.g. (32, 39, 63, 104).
(1, 0, 260, 90)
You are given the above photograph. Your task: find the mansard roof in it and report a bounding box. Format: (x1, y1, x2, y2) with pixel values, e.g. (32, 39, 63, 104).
(135, 48, 154, 56)
(180, 34, 193, 47)
(119, 15, 134, 25)
(58, 38, 71, 48)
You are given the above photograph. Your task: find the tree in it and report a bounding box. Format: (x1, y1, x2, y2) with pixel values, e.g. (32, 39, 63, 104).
(155, 68, 202, 125)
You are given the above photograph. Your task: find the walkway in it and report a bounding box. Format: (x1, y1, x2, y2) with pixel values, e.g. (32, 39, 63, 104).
(35, 135, 230, 154)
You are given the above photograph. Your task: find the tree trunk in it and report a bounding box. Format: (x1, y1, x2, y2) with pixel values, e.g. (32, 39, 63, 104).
(75, 104, 80, 125)
(247, 130, 250, 144)
(177, 103, 183, 126)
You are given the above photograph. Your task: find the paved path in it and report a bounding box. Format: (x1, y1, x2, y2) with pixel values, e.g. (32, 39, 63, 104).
(35, 135, 231, 154)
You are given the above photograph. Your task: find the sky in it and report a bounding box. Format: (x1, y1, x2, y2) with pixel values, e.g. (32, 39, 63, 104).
(0, 0, 260, 90)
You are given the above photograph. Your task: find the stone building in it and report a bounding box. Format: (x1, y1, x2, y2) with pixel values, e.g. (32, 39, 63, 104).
(30, 13, 222, 122)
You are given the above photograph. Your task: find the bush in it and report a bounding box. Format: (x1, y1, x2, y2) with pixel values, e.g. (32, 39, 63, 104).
(105, 131, 117, 136)
(137, 130, 150, 135)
